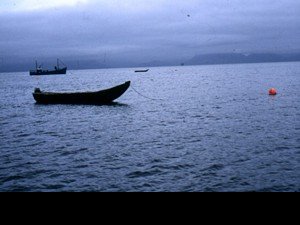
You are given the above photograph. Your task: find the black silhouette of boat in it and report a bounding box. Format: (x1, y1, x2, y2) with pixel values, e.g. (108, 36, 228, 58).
(135, 69, 149, 73)
(30, 59, 67, 76)
(33, 81, 131, 105)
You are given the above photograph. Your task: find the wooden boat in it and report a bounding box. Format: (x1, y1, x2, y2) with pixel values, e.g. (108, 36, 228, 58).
(33, 81, 131, 105)
(135, 69, 149, 73)
(30, 59, 67, 76)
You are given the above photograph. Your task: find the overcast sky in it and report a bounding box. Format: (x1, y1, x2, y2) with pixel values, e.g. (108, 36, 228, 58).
(0, 0, 300, 71)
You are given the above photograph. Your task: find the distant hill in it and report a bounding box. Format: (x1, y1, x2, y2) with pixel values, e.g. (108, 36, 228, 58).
(186, 53, 300, 66)
(1, 53, 300, 73)
(139, 60, 167, 67)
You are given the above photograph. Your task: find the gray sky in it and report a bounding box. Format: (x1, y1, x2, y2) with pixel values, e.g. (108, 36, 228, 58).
(0, 0, 300, 71)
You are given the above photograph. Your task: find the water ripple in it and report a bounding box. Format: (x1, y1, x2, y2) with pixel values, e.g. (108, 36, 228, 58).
(126, 169, 163, 179)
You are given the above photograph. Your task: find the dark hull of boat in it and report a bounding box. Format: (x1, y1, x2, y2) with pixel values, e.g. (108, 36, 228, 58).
(135, 69, 149, 73)
(33, 81, 131, 105)
(30, 67, 67, 76)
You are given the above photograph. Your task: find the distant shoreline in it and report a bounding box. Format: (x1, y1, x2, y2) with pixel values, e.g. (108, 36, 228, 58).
(1, 60, 300, 74)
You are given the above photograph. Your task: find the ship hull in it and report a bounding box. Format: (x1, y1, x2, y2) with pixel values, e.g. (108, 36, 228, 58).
(30, 67, 67, 76)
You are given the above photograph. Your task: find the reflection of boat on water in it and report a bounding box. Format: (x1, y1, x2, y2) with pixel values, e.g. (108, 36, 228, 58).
(33, 81, 131, 105)
(30, 59, 67, 76)
(135, 69, 149, 73)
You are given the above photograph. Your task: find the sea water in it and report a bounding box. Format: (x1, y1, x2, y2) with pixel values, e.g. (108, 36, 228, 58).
(0, 62, 299, 192)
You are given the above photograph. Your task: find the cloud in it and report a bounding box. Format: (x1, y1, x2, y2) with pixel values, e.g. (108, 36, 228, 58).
(0, 0, 300, 71)
(0, 0, 89, 11)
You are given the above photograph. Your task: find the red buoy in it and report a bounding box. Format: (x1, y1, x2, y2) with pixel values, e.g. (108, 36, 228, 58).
(269, 88, 277, 96)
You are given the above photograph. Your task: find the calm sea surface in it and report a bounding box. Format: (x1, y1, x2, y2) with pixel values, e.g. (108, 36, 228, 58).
(0, 62, 299, 192)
